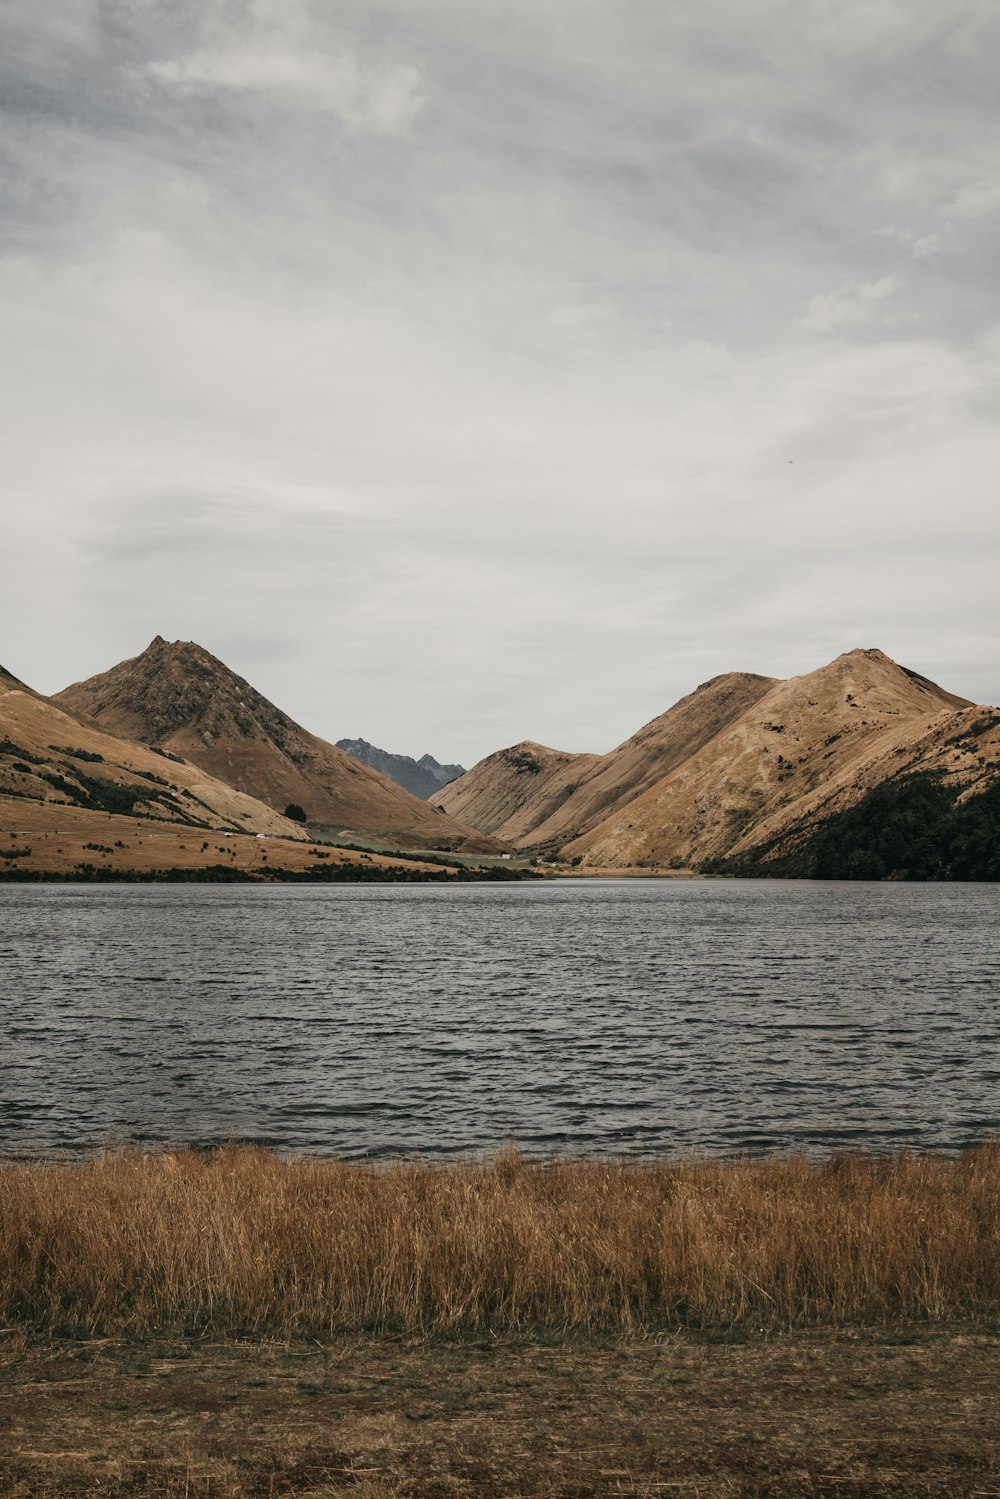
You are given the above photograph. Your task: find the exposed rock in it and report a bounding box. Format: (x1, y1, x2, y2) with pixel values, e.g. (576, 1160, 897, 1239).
(336, 738, 465, 800)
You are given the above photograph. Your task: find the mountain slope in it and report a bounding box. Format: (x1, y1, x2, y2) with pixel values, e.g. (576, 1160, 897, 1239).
(565, 649, 979, 869)
(438, 671, 777, 850)
(336, 738, 465, 799)
(436, 741, 603, 844)
(54, 638, 494, 850)
(1, 668, 309, 850)
(717, 732, 1000, 881)
(1, 674, 478, 880)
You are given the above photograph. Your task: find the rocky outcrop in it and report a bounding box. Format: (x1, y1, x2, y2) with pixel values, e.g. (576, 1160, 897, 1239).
(336, 738, 465, 800)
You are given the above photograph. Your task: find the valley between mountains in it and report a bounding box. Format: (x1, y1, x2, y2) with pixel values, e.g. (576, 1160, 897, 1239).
(2, 640, 998, 880)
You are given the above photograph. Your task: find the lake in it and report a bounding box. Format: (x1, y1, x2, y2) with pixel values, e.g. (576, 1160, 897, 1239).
(1, 880, 998, 1159)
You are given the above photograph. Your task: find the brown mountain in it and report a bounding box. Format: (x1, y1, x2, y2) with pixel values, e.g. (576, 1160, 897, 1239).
(564, 649, 981, 870)
(437, 647, 997, 874)
(0, 672, 469, 880)
(435, 742, 603, 845)
(1, 666, 302, 853)
(438, 671, 777, 850)
(54, 638, 493, 851)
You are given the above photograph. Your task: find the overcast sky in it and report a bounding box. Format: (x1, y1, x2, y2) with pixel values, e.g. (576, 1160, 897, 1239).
(3, 0, 999, 764)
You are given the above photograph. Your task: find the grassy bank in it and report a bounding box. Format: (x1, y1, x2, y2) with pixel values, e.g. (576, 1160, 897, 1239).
(2, 1144, 998, 1338)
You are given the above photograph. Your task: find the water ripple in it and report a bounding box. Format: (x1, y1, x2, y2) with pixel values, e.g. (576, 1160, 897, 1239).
(0, 879, 998, 1158)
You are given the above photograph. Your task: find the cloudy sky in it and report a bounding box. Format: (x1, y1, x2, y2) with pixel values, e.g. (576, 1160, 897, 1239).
(3, 0, 999, 764)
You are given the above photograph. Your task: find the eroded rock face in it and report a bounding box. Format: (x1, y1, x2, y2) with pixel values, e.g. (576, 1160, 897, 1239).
(54, 638, 494, 850)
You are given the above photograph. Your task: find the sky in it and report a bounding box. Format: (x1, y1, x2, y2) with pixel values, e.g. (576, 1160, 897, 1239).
(3, 0, 999, 765)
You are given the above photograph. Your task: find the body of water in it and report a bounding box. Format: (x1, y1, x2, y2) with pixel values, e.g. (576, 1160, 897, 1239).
(1, 880, 998, 1158)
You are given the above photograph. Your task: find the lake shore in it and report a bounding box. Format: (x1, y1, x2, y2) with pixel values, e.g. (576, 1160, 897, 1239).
(4, 1144, 997, 1339)
(3, 1146, 998, 1494)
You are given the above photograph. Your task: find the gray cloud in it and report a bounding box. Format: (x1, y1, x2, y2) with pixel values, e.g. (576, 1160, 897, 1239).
(3, 0, 998, 763)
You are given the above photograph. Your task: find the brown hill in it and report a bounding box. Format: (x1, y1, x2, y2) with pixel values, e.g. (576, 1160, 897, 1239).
(0, 665, 305, 857)
(1, 675, 472, 879)
(564, 649, 978, 870)
(721, 701, 1000, 877)
(435, 741, 602, 845)
(54, 638, 493, 851)
(438, 672, 776, 850)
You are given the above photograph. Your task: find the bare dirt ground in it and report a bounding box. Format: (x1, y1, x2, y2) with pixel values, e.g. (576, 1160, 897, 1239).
(2, 1326, 998, 1497)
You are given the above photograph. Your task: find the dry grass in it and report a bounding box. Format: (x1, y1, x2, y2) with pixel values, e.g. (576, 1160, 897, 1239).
(0, 794, 450, 879)
(2, 1144, 998, 1339)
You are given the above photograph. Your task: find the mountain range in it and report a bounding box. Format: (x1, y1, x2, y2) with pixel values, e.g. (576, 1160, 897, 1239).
(3, 640, 998, 880)
(438, 649, 1000, 880)
(335, 738, 465, 800)
(55, 637, 493, 852)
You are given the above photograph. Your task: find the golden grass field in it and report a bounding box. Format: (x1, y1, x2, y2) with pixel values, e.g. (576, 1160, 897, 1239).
(0, 796, 454, 879)
(2, 1146, 999, 1496)
(3, 1144, 998, 1338)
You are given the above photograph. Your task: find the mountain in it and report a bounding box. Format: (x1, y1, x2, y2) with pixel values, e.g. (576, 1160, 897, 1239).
(2, 669, 299, 836)
(563, 649, 985, 871)
(713, 707, 1000, 881)
(438, 647, 998, 877)
(437, 671, 776, 849)
(54, 638, 496, 851)
(0, 675, 467, 882)
(0, 666, 331, 876)
(336, 738, 465, 800)
(432, 741, 602, 844)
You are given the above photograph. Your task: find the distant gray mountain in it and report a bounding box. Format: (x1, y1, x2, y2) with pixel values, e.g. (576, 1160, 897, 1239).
(336, 738, 465, 800)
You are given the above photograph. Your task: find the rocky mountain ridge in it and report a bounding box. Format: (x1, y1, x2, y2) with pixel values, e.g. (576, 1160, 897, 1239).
(336, 738, 465, 800)
(54, 638, 495, 851)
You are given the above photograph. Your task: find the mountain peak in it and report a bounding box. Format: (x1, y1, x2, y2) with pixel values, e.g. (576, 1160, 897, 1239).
(138, 635, 223, 670)
(54, 643, 492, 850)
(336, 739, 466, 799)
(796, 648, 971, 711)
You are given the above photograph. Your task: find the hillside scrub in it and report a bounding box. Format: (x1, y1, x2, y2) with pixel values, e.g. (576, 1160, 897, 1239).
(713, 772, 1000, 881)
(1, 1144, 998, 1339)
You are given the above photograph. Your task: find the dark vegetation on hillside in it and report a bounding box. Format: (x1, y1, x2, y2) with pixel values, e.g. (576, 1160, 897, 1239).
(0, 736, 226, 829)
(710, 772, 1000, 881)
(0, 860, 538, 885)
